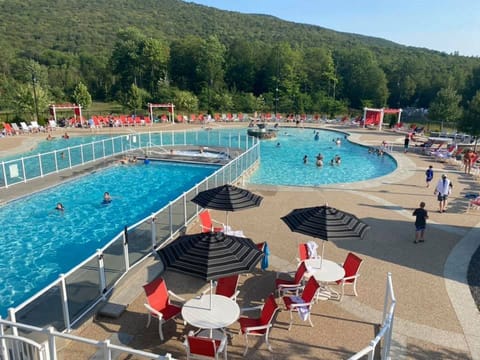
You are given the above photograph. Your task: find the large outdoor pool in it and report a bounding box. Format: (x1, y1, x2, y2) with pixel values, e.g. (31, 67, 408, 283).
(0, 127, 396, 316)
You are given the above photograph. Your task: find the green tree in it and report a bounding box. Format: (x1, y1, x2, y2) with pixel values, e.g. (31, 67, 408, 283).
(458, 90, 480, 151)
(13, 83, 50, 121)
(428, 87, 462, 131)
(173, 89, 199, 113)
(121, 84, 149, 114)
(72, 82, 92, 109)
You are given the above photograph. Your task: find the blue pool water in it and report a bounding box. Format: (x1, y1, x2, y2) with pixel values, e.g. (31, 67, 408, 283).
(249, 129, 396, 186)
(0, 162, 217, 315)
(0, 127, 397, 316)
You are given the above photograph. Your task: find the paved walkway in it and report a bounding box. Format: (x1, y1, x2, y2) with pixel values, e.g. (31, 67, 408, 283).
(2, 124, 479, 359)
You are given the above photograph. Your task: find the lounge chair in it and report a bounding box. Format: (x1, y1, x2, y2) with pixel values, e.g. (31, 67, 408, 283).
(20, 122, 31, 133)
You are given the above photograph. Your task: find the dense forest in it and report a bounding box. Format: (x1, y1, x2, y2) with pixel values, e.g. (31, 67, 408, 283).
(1, 0, 480, 133)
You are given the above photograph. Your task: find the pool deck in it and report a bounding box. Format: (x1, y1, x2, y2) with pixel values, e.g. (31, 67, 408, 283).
(1, 122, 480, 359)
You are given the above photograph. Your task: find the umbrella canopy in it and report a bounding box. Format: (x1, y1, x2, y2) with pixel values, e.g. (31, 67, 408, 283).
(191, 184, 263, 227)
(281, 205, 369, 266)
(157, 231, 263, 281)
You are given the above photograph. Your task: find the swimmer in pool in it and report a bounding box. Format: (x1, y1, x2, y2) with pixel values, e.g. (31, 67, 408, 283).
(55, 203, 64, 211)
(103, 192, 112, 204)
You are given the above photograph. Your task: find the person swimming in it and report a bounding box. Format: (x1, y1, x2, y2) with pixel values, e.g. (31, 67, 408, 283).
(55, 202, 64, 211)
(314, 132, 319, 141)
(102, 192, 112, 204)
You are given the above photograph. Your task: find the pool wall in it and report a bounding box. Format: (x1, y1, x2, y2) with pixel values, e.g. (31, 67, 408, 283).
(7, 131, 260, 332)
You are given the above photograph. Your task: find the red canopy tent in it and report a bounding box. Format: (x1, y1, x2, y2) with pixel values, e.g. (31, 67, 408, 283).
(50, 103, 83, 125)
(362, 107, 402, 131)
(148, 103, 175, 123)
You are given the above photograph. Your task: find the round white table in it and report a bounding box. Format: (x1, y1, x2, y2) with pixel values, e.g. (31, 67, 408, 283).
(182, 294, 240, 330)
(304, 258, 345, 282)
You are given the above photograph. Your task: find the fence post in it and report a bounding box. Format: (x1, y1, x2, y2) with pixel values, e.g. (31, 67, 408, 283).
(169, 202, 173, 237)
(21, 158, 27, 183)
(151, 214, 157, 252)
(2, 161, 8, 188)
(97, 250, 107, 298)
(38, 153, 44, 177)
(59, 274, 71, 332)
(0, 317, 8, 360)
(8, 308, 18, 336)
(102, 339, 112, 360)
(46, 326, 58, 360)
(123, 227, 130, 272)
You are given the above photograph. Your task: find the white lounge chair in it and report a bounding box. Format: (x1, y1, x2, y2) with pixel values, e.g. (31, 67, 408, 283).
(20, 122, 31, 133)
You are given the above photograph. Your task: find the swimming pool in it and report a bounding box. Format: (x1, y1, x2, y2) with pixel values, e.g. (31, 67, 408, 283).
(249, 129, 396, 186)
(0, 161, 218, 316)
(0, 127, 397, 316)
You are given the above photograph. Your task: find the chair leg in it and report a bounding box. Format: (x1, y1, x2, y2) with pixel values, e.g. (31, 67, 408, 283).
(158, 320, 164, 341)
(307, 312, 314, 327)
(146, 313, 152, 328)
(353, 281, 358, 297)
(243, 333, 249, 356)
(288, 310, 294, 331)
(265, 330, 274, 352)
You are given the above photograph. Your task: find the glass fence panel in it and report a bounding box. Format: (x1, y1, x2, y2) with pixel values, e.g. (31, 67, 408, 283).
(170, 197, 186, 235)
(65, 257, 102, 322)
(153, 210, 173, 248)
(15, 283, 65, 331)
(40, 152, 58, 174)
(185, 188, 199, 224)
(81, 144, 95, 163)
(102, 236, 127, 288)
(128, 220, 154, 266)
(68, 147, 83, 167)
(93, 141, 106, 160)
(173, 131, 185, 146)
(24, 157, 41, 180)
(3, 160, 24, 186)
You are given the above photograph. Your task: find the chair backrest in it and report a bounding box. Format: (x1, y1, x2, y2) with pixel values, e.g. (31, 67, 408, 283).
(143, 277, 169, 310)
(343, 252, 363, 283)
(298, 243, 309, 261)
(301, 277, 320, 303)
(199, 210, 213, 232)
(187, 336, 218, 358)
(259, 294, 279, 326)
(215, 274, 239, 298)
(294, 261, 308, 284)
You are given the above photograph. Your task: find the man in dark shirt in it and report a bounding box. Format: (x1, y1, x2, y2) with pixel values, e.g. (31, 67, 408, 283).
(412, 201, 428, 243)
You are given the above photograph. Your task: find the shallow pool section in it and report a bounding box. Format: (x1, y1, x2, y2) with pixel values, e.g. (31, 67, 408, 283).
(248, 128, 396, 186)
(0, 161, 217, 316)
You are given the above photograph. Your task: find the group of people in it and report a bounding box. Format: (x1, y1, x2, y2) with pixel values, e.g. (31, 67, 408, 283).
(303, 153, 340, 166)
(414, 166, 454, 243)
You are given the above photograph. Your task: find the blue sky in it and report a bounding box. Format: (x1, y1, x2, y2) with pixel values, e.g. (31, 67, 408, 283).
(188, 0, 480, 57)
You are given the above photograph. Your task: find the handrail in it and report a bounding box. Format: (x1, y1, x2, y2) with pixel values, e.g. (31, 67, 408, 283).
(347, 272, 396, 360)
(0, 318, 174, 360)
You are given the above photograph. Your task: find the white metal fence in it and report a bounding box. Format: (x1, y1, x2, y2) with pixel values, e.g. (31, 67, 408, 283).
(348, 272, 396, 360)
(0, 318, 174, 360)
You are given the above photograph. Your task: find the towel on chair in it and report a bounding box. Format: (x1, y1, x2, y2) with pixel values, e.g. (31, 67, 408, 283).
(290, 296, 309, 321)
(307, 241, 318, 259)
(261, 242, 270, 270)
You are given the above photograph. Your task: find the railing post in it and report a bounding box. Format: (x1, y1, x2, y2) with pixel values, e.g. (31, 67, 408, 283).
(97, 250, 107, 298)
(183, 130, 187, 145)
(46, 326, 58, 360)
(91, 143, 95, 161)
(2, 161, 8, 188)
(59, 274, 71, 332)
(169, 202, 173, 237)
(68, 148, 72, 168)
(54, 150, 59, 172)
(38, 153, 44, 178)
(102, 139, 106, 159)
(0, 317, 8, 360)
(123, 227, 130, 272)
(8, 308, 18, 336)
(151, 214, 157, 252)
(21, 158, 27, 183)
(183, 193, 188, 225)
(80, 144, 84, 164)
(102, 339, 112, 360)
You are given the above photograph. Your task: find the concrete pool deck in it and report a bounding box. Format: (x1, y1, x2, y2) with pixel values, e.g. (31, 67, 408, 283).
(1, 123, 479, 359)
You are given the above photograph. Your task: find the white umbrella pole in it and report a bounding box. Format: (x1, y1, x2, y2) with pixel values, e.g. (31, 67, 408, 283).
(210, 280, 213, 309)
(320, 241, 325, 268)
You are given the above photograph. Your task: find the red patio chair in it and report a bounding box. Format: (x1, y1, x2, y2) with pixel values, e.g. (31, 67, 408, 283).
(282, 276, 320, 330)
(238, 293, 279, 356)
(202, 274, 240, 301)
(184, 332, 228, 360)
(331, 252, 363, 301)
(143, 277, 185, 341)
(275, 261, 308, 297)
(199, 210, 225, 233)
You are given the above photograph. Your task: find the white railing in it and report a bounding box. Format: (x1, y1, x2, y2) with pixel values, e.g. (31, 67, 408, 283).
(6, 131, 260, 336)
(0, 318, 174, 360)
(347, 272, 396, 360)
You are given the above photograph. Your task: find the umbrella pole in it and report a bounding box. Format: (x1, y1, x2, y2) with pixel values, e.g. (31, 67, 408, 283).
(320, 241, 325, 268)
(210, 280, 213, 309)
(225, 212, 229, 230)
